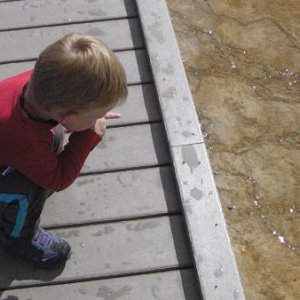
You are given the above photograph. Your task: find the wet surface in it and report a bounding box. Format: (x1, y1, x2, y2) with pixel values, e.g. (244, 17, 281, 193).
(166, 0, 300, 299)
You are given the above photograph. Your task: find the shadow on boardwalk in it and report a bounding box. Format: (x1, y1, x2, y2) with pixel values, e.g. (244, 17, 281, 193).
(0, 248, 65, 298)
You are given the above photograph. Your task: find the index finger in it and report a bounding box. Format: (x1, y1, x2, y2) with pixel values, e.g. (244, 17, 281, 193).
(105, 112, 121, 119)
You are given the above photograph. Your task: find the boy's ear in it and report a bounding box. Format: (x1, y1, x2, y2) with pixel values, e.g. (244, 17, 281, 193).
(59, 111, 77, 123)
(46, 106, 76, 123)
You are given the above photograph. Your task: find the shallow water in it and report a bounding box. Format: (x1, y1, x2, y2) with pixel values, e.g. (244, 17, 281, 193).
(166, 1, 300, 299)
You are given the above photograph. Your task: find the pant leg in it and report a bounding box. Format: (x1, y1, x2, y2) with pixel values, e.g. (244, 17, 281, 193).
(0, 171, 50, 243)
(0, 125, 65, 245)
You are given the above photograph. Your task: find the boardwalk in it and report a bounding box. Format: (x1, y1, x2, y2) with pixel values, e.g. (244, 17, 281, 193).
(0, 0, 244, 299)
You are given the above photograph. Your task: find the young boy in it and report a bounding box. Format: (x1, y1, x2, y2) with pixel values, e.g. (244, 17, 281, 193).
(0, 33, 128, 268)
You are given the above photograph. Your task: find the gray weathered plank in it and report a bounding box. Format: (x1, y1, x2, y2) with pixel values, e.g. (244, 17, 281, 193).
(0, 18, 143, 63)
(0, 269, 200, 300)
(0, 50, 151, 84)
(118, 49, 152, 84)
(0, 53, 160, 125)
(108, 84, 161, 126)
(0, 0, 137, 30)
(41, 167, 180, 227)
(0, 78, 159, 126)
(0, 215, 192, 289)
(82, 123, 170, 173)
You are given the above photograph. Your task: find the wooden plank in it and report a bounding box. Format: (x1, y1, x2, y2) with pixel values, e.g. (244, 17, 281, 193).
(0, 50, 151, 84)
(0, 215, 192, 289)
(0, 50, 159, 126)
(108, 84, 161, 126)
(82, 123, 170, 173)
(41, 167, 180, 227)
(0, 18, 143, 63)
(0, 83, 159, 126)
(0, 269, 200, 299)
(0, 0, 137, 30)
(118, 49, 152, 84)
(0, 269, 200, 300)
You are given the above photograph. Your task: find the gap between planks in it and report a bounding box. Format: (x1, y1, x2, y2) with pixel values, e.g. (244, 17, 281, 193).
(0, 265, 194, 292)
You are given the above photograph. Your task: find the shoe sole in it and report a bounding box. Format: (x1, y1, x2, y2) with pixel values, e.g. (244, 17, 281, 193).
(32, 250, 72, 269)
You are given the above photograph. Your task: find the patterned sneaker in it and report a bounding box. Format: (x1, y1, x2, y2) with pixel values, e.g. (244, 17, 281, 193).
(30, 227, 72, 268)
(0, 227, 71, 269)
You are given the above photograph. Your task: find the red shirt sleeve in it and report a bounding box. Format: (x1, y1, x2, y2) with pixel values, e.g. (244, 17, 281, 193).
(14, 129, 101, 191)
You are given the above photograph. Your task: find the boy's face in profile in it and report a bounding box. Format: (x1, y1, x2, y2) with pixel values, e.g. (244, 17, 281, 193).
(59, 105, 113, 132)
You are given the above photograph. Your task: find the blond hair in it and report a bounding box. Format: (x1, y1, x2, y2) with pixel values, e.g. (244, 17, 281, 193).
(30, 32, 127, 112)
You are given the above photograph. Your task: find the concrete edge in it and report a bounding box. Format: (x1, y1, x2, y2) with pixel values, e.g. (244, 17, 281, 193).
(135, 0, 245, 299)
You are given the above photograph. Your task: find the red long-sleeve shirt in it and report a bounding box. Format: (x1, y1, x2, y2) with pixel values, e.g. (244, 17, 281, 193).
(0, 70, 101, 191)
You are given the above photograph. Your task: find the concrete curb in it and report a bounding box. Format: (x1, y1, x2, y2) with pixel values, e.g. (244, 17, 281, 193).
(135, 0, 245, 299)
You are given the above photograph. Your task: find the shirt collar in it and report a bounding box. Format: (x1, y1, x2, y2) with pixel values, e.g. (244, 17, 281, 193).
(19, 84, 58, 126)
